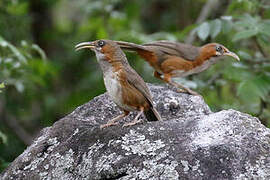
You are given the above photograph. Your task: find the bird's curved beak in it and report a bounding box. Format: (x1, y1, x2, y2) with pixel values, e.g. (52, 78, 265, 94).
(224, 51, 240, 61)
(75, 42, 95, 51)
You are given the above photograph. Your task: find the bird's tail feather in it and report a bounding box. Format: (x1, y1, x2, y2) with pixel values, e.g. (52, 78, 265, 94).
(114, 41, 147, 51)
(144, 107, 162, 122)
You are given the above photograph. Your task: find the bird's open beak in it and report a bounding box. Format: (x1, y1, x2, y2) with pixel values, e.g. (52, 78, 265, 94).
(224, 51, 240, 61)
(75, 42, 95, 51)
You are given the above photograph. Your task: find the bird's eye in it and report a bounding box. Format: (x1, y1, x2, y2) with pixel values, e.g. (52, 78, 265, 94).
(216, 45, 223, 53)
(97, 40, 105, 47)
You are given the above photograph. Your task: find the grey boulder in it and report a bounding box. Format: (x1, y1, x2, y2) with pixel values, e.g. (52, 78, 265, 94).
(1, 84, 270, 180)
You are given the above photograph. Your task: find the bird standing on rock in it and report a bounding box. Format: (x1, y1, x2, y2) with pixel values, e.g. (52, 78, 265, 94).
(75, 39, 162, 128)
(115, 40, 240, 95)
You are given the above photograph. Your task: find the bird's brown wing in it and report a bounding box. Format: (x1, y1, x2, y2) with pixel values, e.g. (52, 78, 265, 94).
(124, 66, 154, 107)
(160, 56, 194, 73)
(143, 40, 200, 61)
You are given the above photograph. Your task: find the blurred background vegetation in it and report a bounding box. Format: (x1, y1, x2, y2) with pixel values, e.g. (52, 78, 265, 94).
(0, 0, 270, 172)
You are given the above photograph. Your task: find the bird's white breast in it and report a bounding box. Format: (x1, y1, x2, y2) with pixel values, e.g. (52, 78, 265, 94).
(104, 70, 122, 104)
(103, 69, 135, 111)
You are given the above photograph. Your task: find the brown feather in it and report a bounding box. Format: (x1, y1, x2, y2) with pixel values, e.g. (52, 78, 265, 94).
(143, 40, 200, 61)
(124, 66, 154, 108)
(160, 56, 194, 73)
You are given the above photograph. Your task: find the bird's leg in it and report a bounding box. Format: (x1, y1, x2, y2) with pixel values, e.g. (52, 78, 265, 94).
(123, 108, 144, 127)
(163, 74, 199, 95)
(100, 111, 129, 129)
(173, 81, 199, 95)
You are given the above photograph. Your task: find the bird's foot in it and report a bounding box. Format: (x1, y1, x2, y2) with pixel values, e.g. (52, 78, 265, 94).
(100, 122, 119, 129)
(123, 119, 142, 127)
(177, 88, 200, 96)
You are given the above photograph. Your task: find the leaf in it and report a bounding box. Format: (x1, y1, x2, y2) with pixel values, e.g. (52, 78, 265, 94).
(222, 19, 233, 33)
(258, 21, 270, 37)
(0, 83, 4, 88)
(15, 81, 24, 93)
(234, 19, 256, 28)
(223, 66, 252, 82)
(237, 75, 270, 103)
(237, 80, 261, 114)
(237, 51, 252, 60)
(0, 83, 4, 93)
(0, 130, 8, 145)
(0, 36, 27, 63)
(253, 75, 270, 101)
(232, 29, 258, 41)
(197, 22, 210, 41)
(236, 14, 259, 28)
(32, 44, 47, 60)
(210, 19, 222, 39)
(258, 34, 270, 44)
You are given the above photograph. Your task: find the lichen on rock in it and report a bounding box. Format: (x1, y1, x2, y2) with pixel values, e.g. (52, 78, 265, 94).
(1, 84, 270, 180)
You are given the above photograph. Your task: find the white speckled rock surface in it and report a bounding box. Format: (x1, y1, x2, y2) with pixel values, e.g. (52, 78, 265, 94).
(1, 84, 270, 180)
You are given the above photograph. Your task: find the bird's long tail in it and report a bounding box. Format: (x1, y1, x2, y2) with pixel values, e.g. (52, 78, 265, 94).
(144, 107, 162, 122)
(114, 41, 147, 51)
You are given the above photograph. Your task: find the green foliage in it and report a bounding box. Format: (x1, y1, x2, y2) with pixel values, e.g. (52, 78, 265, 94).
(0, 0, 270, 173)
(194, 0, 270, 119)
(233, 14, 270, 41)
(209, 19, 222, 39)
(0, 158, 9, 172)
(0, 130, 7, 144)
(0, 36, 52, 92)
(197, 22, 210, 41)
(0, 83, 4, 92)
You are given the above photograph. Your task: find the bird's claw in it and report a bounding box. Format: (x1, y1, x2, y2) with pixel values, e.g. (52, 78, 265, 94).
(177, 88, 200, 96)
(123, 119, 142, 127)
(100, 122, 119, 129)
